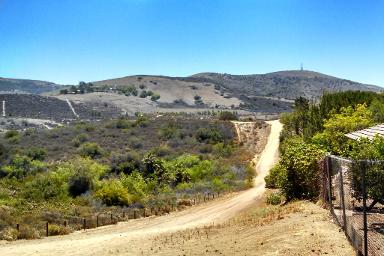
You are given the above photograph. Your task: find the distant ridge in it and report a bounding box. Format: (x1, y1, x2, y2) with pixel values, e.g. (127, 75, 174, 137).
(0, 77, 62, 94)
(190, 70, 382, 100)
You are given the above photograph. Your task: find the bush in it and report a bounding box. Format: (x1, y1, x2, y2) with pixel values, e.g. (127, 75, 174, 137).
(151, 94, 160, 101)
(4, 130, 19, 139)
(17, 225, 42, 240)
(268, 137, 325, 201)
(48, 224, 70, 236)
(218, 111, 238, 121)
(0, 227, 18, 241)
(265, 164, 284, 189)
(25, 147, 46, 161)
(78, 142, 104, 159)
(212, 142, 233, 157)
(121, 172, 152, 203)
(128, 137, 143, 149)
(196, 128, 224, 144)
(139, 90, 148, 98)
(266, 192, 283, 205)
(2, 155, 47, 178)
(95, 180, 131, 206)
(68, 175, 91, 197)
(110, 152, 141, 174)
(23, 172, 68, 201)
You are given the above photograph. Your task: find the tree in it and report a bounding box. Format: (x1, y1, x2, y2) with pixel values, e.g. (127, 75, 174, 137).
(312, 104, 374, 156)
(265, 136, 325, 201)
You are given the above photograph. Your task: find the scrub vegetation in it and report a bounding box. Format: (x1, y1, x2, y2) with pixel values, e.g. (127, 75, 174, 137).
(0, 115, 256, 240)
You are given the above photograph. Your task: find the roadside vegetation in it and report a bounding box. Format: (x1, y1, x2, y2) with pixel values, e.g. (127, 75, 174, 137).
(266, 91, 384, 202)
(0, 115, 257, 240)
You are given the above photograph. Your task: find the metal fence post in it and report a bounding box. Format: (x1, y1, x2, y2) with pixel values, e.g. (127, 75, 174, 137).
(339, 165, 347, 233)
(361, 161, 368, 256)
(326, 156, 333, 208)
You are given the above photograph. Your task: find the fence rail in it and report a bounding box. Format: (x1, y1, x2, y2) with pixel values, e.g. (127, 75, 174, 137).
(324, 155, 384, 256)
(10, 191, 223, 239)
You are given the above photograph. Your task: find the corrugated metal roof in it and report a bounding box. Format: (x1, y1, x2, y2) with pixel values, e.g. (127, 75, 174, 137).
(345, 124, 384, 140)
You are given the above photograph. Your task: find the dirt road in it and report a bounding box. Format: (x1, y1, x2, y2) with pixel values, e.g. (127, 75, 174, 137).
(0, 120, 282, 256)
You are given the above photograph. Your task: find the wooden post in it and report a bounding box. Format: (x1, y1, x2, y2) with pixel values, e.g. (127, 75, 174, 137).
(64, 220, 67, 227)
(110, 213, 113, 223)
(96, 216, 99, 227)
(83, 218, 86, 230)
(46, 222, 49, 237)
(143, 208, 146, 217)
(134, 210, 137, 219)
(16, 223, 20, 232)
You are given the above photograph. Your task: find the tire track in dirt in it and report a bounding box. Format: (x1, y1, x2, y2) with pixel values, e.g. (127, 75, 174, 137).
(0, 120, 282, 256)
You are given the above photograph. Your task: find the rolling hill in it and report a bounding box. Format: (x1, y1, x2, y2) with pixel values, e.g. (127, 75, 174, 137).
(190, 70, 382, 100)
(88, 70, 382, 113)
(0, 77, 62, 94)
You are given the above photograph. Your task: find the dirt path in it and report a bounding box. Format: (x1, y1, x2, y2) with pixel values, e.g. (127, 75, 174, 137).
(0, 120, 282, 256)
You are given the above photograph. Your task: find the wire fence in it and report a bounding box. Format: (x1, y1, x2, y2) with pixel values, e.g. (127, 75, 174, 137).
(10, 191, 222, 239)
(324, 155, 384, 256)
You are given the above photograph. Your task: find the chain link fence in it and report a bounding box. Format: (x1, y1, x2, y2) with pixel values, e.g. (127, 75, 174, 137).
(325, 155, 384, 256)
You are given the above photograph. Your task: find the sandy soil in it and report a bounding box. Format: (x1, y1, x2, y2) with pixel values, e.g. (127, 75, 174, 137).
(131, 201, 355, 256)
(0, 120, 281, 256)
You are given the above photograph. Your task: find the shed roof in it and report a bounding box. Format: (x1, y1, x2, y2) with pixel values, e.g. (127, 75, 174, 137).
(345, 124, 384, 140)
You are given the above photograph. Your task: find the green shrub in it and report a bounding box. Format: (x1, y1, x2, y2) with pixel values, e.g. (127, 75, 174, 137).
(95, 179, 131, 206)
(110, 152, 141, 174)
(48, 224, 70, 236)
(2, 155, 47, 178)
(23, 172, 68, 201)
(128, 137, 143, 149)
(4, 130, 19, 139)
(218, 111, 238, 121)
(266, 192, 283, 205)
(151, 94, 160, 101)
(25, 147, 46, 161)
(196, 128, 224, 144)
(121, 172, 153, 203)
(212, 142, 233, 157)
(270, 137, 325, 201)
(68, 175, 91, 197)
(265, 164, 284, 189)
(139, 90, 148, 98)
(78, 142, 104, 159)
(158, 122, 180, 140)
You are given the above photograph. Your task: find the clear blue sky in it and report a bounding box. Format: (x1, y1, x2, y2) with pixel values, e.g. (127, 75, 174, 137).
(0, 0, 383, 86)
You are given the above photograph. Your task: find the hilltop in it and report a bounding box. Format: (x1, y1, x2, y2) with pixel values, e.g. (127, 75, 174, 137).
(0, 70, 382, 124)
(81, 70, 381, 114)
(0, 77, 62, 94)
